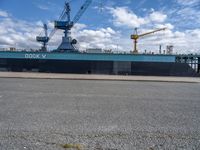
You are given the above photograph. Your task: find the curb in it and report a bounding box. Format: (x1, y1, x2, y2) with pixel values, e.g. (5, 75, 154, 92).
(0, 72, 200, 83)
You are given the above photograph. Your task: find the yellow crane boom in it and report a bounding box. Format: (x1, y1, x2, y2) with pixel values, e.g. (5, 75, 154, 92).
(131, 27, 167, 54)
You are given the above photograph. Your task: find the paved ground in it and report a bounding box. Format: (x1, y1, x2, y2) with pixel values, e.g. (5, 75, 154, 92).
(0, 78, 200, 149)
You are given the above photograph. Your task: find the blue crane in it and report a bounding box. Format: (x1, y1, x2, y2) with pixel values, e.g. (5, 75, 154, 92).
(49, 0, 93, 52)
(36, 23, 49, 51)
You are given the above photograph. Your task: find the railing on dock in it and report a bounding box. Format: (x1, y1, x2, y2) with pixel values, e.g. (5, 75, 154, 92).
(176, 55, 200, 73)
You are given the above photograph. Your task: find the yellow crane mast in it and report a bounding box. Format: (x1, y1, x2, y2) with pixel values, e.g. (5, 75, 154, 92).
(131, 27, 167, 54)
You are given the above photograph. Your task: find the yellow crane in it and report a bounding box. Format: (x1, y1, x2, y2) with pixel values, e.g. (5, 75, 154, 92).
(131, 27, 167, 54)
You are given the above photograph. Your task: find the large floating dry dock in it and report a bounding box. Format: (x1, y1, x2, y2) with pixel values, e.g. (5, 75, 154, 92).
(0, 51, 199, 77)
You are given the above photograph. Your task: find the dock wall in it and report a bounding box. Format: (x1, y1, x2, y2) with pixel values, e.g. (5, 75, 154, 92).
(0, 58, 199, 77)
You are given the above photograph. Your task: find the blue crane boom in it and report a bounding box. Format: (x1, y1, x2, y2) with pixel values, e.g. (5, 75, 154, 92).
(73, 0, 92, 24)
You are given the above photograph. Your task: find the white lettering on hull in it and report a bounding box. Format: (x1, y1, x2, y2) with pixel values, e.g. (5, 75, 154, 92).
(42, 54, 47, 58)
(25, 54, 47, 59)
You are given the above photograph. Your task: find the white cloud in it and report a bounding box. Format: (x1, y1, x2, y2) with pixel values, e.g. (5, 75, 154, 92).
(132, 27, 200, 54)
(0, 13, 121, 52)
(34, 1, 60, 12)
(167, 0, 200, 28)
(0, 10, 9, 17)
(106, 6, 200, 54)
(108, 7, 148, 28)
(72, 25, 121, 51)
(108, 7, 168, 28)
(176, 0, 200, 6)
(149, 11, 167, 23)
(0, 6, 200, 54)
(155, 23, 174, 30)
(37, 5, 49, 10)
(176, 7, 200, 23)
(0, 17, 42, 49)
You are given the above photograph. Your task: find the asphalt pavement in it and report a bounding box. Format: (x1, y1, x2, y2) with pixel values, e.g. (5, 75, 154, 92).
(0, 78, 200, 149)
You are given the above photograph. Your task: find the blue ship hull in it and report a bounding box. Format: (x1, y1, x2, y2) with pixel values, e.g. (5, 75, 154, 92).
(0, 51, 199, 76)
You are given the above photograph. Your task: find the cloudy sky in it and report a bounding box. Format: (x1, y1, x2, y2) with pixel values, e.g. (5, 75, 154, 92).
(0, 0, 200, 54)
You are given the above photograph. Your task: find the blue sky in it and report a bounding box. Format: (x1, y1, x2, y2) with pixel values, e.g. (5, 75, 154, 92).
(0, 0, 200, 53)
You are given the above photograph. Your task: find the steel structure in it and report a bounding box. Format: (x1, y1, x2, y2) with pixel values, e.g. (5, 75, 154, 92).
(0, 51, 199, 76)
(36, 24, 49, 52)
(176, 55, 200, 73)
(131, 28, 166, 54)
(51, 0, 92, 52)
